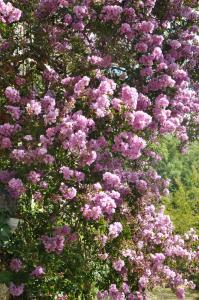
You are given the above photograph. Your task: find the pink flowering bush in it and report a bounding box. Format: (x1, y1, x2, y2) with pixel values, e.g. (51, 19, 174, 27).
(0, 0, 199, 299)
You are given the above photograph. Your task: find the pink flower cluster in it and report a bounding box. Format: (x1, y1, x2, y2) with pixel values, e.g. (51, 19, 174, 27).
(59, 183, 77, 200)
(91, 78, 116, 118)
(113, 132, 147, 160)
(59, 166, 85, 182)
(5, 87, 21, 103)
(8, 178, 25, 199)
(126, 111, 152, 131)
(101, 5, 123, 22)
(0, 0, 22, 23)
(121, 86, 138, 109)
(30, 266, 45, 277)
(82, 191, 120, 220)
(9, 283, 24, 297)
(41, 234, 65, 253)
(109, 222, 123, 239)
(41, 225, 76, 253)
(10, 258, 23, 272)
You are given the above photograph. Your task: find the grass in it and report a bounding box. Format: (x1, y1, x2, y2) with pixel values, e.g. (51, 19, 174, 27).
(149, 288, 199, 300)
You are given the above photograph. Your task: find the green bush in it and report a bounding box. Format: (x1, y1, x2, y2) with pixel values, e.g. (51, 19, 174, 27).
(157, 136, 199, 234)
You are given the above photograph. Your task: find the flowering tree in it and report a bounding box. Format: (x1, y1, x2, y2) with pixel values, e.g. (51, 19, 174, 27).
(0, 0, 199, 299)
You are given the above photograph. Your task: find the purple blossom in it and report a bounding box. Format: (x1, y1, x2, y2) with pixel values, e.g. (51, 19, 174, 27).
(109, 222, 123, 238)
(27, 171, 41, 184)
(9, 283, 24, 297)
(129, 111, 152, 131)
(8, 178, 25, 198)
(138, 21, 155, 33)
(101, 5, 123, 22)
(5, 87, 20, 103)
(59, 166, 74, 180)
(59, 184, 77, 199)
(103, 172, 121, 188)
(26, 100, 42, 115)
(121, 86, 138, 109)
(31, 266, 45, 277)
(6, 105, 21, 120)
(176, 287, 185, 299)
(73, 6, 88, 19)
(10, 258, 23, 272)
(1, 137, 12, 149)
(41, 234, 65, 253)
(74, 76, 90, 95)
(114, 132, 146, 160)
(113, 259, 125, 272)
(0, 1, 22, 24)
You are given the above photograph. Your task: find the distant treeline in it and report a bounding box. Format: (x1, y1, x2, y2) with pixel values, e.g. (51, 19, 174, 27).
(157, 136, 199, 234)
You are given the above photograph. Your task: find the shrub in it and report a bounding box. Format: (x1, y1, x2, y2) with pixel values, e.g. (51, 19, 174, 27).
(0, 0, 199, 299)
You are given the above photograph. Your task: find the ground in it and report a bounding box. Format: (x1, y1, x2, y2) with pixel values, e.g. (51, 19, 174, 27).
(150, 288, 199, 300)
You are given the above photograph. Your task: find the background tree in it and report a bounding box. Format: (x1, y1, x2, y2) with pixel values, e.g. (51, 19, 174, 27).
(156, 137, 199, 233)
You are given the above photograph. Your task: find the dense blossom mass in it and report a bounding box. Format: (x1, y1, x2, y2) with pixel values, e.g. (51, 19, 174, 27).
(0, 0, 199, 299)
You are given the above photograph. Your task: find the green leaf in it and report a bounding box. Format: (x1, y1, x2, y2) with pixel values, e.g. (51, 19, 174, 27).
(0, 271, 13, 284)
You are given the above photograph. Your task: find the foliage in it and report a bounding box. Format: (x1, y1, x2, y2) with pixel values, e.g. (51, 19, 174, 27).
(156, 137, 199, 234)
(0, 209, 11, 247)
(157, 137, 199, 190)
(164, 179, 199, 234)
(0, 0, 198, 299)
